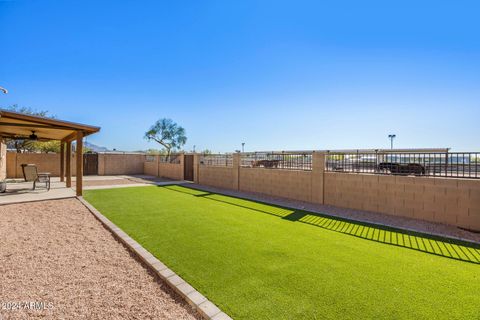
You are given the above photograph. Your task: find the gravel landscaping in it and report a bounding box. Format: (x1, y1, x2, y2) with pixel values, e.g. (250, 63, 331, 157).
(77, 175, 175, 187)
(81, 178, 138, 187)
(0, 199, 200, 320)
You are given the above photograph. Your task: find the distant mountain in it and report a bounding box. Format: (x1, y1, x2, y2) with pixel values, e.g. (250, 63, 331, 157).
(84, 141, 110, 152)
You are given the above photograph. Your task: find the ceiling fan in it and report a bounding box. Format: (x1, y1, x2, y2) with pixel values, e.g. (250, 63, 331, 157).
(29, 131, 38, 140)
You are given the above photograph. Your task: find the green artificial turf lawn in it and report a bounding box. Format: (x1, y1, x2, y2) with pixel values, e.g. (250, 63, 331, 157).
(84, 185, 480, 320)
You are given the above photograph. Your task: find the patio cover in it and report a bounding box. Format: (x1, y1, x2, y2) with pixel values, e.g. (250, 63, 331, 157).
(0, 109, 101, 196)
(0, 109, 99, 141)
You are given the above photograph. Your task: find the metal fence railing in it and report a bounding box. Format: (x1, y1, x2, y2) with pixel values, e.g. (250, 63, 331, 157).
(325, 151, 480, 179)
(159, 154, 181, 164)
(241, 152, 312, 171)
(200, 154, 233, 167)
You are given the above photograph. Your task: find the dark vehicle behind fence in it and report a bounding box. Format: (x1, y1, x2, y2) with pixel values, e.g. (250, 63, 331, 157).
(326, 150, 479, 179)
(377, 162, 425, 176)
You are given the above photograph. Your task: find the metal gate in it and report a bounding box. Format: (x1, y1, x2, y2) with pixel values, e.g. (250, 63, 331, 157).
(83, 153, 99, 175)
(184, 155, 194, 181)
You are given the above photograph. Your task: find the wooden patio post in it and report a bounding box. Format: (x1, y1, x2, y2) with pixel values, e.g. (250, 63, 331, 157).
(60, 142, 65, 182)
(76, 131, 84, 196)
(66, 141, 72, 187)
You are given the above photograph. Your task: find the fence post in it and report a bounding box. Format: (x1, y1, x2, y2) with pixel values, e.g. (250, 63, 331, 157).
(180, 153, 185, 180)
(233, 153, 240, 190)
(311, 152, 325, 204)
(0, 138, 6, 181)
(193, 153, 200, 183)
(445, 151, 449, 177)
(156, 155, 160, 177)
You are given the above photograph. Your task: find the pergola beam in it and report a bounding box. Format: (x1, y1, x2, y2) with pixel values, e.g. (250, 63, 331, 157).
(0, 112, 100, 133)
(60, 142, 65, 182)
(0, 132, 53, 141)
(66, 141, 72, 188)
(62, 131, 78, 143)
(0, 122, 76, 130)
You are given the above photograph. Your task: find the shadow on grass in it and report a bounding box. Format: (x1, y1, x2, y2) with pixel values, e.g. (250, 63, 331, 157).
(161, 185, 480, 264)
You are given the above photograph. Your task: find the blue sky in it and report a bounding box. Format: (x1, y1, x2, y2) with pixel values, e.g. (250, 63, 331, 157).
(1, 0, 479, 152)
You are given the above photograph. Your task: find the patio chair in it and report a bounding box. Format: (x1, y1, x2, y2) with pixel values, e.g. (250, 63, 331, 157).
(21, 164, 51, 191)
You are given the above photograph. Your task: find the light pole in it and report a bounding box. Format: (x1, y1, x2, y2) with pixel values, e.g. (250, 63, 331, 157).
(0, 86, 8, 94)
(388, 134, 396, 149)
(241, 142, 245, 153)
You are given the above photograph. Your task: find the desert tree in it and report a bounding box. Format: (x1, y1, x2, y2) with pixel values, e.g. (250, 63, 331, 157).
(144, 118, 187, 159)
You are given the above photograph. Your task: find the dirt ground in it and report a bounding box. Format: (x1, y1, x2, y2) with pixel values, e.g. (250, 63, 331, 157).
(79, 175, 174, 187)
(0, 199, 199, 320)
(81, 178, 137, 187)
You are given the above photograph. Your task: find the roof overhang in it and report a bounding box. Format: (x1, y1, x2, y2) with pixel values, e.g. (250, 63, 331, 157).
(0, 109, 100, 142)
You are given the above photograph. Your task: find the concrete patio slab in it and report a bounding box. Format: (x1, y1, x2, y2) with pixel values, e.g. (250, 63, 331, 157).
(0, 175, 190, 205)
(0, 179, 75, 205)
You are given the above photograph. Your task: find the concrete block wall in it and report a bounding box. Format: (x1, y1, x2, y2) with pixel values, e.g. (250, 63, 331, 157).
(7, 152, 77, 178)
(191, 152, 479, 231)
(311, 153, 325, 204)
(198, 165, 237, 190)
(324, 172, 480, 231)
(239, 168, 313, 202)
(158, 163, 183, 180)
(455, 180, 480, 231)
(6, 152, 144, 178)
(196, 153, 325, 204)
(144, 158, 159, 176)
(193, 154, 200, 183)
(143, 154, 184, 180)
(98, 153, 145, 175)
